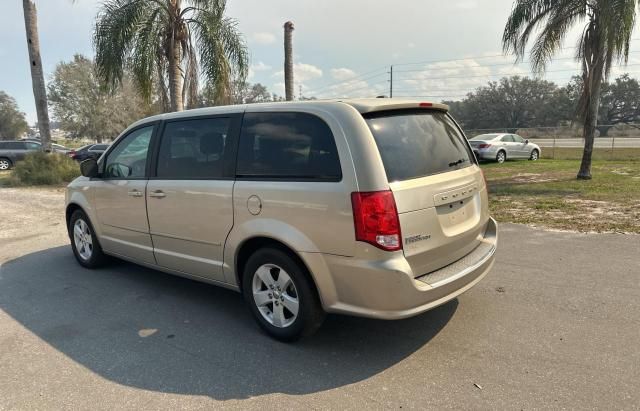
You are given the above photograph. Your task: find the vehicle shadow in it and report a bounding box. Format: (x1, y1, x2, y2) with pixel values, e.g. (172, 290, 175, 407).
(0, 246, 457, 399)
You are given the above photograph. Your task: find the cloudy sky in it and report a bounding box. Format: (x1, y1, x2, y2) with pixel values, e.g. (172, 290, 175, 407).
(2, 0, 640, 123)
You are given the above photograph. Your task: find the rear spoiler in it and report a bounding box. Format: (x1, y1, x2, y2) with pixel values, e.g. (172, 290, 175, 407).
(343, 100, 449, 114)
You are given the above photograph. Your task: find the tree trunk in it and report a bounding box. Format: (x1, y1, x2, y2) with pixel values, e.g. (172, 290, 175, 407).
(167, 0, 184, 112)
(22, 0, 52, 152)
(577, 77, 603, 180)
(284, 21, 295, 101)
(168, 34, 184, 112)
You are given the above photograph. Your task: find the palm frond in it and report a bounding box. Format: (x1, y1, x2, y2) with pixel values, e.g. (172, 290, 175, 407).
(529, 0, 585, 73)
(191, 1, 249, 105)
(130, 7, 165, 101)
(503, 0, 586, 69)
(94, 0, 156, 90)
(95, 0, 249, 111)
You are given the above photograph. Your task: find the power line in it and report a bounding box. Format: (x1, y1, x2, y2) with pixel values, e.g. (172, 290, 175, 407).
(325, 79, 389, 96)
(307, 41, 640, 98)
(392, 38, 640, 68)
(308, 73, 389, 96)
(304, 67, 388, 95)
(392, 51, 640, 73)
(305, 38, 640, 97)
(391, 63, 640, 82)
(389, 69, 640, 93)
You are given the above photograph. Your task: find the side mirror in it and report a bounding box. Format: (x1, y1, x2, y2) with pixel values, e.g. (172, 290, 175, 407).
(525, 139, 529, 144)
(80, 158, 99, 178)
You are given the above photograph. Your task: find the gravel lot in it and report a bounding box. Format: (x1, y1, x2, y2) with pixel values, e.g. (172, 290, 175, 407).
(1, 187, 638, 410)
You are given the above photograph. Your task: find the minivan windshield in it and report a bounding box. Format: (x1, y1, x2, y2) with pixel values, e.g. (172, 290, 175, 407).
(365, 110, 474, 182)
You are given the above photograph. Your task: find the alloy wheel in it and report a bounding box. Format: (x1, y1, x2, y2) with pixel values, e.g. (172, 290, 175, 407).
(73, 219, 93, 261)
(252, 263, 300, 328)
(0, 159, 9, 170)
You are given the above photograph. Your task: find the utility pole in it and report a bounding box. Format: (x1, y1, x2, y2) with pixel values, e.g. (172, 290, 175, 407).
(283, 21, 295, 101)
(389, 65, 393, 98)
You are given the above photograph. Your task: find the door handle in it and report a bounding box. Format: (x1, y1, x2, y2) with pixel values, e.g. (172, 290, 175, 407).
(127, 190, 143, 197)
(149, 190, 166, 198)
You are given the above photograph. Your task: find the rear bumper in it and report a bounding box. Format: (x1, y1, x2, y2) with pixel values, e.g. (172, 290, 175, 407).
(302, 218, 497, 320)
(473, 148, 497, 160)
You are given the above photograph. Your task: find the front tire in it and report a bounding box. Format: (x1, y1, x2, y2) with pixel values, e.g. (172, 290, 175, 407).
(0, 157, 12, 170)
(496, 150, 506, 164)
(529, 149, 539, 161)
(69, 209, 107, 268)
(242, 248, 325, 341)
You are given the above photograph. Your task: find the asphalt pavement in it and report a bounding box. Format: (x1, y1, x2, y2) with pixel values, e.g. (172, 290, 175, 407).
(0, 221, 638, 409)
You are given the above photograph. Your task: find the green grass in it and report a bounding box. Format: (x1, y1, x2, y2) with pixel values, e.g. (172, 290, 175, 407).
(0, 170, 10, 187)
(483, 159, 640, 233)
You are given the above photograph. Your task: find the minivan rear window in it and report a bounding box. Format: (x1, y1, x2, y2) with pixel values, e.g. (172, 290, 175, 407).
(364, 110, 474, 182)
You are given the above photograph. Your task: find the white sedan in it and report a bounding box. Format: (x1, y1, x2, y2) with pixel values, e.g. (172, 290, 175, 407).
(468, 133, 541, 163)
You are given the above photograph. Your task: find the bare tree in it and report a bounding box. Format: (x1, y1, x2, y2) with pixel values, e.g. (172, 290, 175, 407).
(22, 0, 52, 151)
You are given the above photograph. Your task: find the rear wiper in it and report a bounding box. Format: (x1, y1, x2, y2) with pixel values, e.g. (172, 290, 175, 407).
(448, 158, 468, 167)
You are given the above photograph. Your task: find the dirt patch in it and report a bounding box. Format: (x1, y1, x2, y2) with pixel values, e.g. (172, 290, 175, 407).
(510, 173, 560, 184)
(0, 187, 68, 262)
(491, 195, 640, 234)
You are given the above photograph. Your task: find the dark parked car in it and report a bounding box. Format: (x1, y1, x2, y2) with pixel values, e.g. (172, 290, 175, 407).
(0, 140, 41, 170)
(68, 144, 109, 162)
(19, 139, 71, 154)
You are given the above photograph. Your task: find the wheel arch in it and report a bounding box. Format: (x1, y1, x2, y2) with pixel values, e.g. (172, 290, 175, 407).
(234, 236, 316, 294)
(65, 202, 85, 227)
(66, 202, 107, 251)
(0, 156, 13, 169)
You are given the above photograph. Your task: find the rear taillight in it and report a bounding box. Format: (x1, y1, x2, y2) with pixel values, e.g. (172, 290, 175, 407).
(351, 190, 402, 251)
(68, 150, 76, 157)
(478, 143, 492, 149)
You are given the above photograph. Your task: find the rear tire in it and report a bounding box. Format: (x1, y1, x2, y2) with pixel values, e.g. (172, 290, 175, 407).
(0, 157, 12, 170)
(242, 248, 325, 341)
(69, 209, 107, 268)
(496, 150, 506, 164)
(529, 149, 539, 161)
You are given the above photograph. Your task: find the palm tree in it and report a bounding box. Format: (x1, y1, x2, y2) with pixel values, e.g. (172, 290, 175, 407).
(94, 0, 249, 112)
(503, 0, 639, 179)
(22, 0, 52, 152)
(284, 21, 295, 101)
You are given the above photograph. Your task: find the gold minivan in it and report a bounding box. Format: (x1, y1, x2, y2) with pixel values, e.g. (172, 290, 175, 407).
(66, 99, 497, 341)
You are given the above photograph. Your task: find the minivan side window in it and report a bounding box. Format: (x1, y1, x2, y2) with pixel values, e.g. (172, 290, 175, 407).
(104, 126, 153, 179)
(236, 112, 341, 180)
(156, 117, 231, 179)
